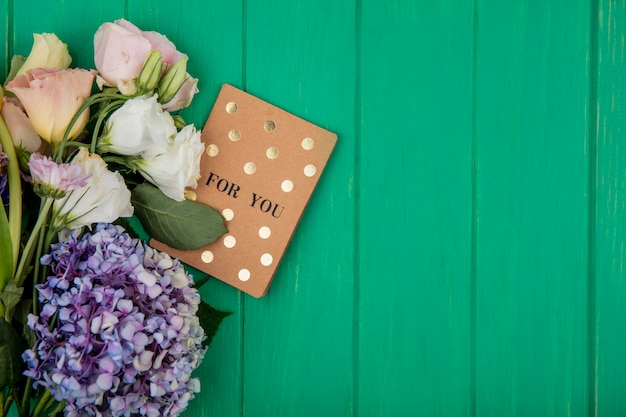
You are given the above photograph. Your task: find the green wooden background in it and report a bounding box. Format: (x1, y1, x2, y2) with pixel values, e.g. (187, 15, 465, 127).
(2, 0, 626, 416)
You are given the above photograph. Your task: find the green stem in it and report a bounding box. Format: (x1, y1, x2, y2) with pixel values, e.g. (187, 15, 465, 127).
(54, 92, 128, 162)
(32, 225, 57, 316)
(0, 115, 22, 277)
(0, 389, 13, 417)
(30, 389, 53, 417)
(90, 99, 126, 154)
(18, 379, 32, 417)
(9, 388, 19, 417)
(32, 227, 47, 316)
(48, 400, 65, 416)
(14, 198, 53, 288)
(59, 141, 90, 150)
(102, 155, 139, 167)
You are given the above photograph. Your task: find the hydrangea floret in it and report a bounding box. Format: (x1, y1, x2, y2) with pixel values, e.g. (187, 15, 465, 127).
(23, 223, 207, 417)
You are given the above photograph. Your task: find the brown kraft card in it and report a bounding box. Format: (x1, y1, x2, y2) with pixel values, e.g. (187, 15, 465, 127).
(151, 84, 337, 297)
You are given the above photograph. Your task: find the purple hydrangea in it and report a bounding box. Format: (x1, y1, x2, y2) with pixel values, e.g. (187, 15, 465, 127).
(24, 223, 207, 417)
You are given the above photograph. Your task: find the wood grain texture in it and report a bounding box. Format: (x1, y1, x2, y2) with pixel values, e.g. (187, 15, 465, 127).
(475, 1, 590, 415)
(11, 0, 125, 70)
(595, 0, 626, 415)
(0, 0, 8, 80)
(358, 1, 473, 415)
(2, 1, 626, 416)
(242, 0, 356, 415)
(127, 2, 246, 417)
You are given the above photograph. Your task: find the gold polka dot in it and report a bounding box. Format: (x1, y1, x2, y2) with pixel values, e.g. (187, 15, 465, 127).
(281, 180, 294, 192)
(224, 235, 236, 248)
(259, 226, 271, 239)
(201, 251, 214, 263)
(266, 147, 279, 159)
(226, 102, 238, 114)
(238, 269, 251, 281)
(301, 137, 314, 150)
(228, 129, 241, 142)
(260, 253, 273, 266)
(206, 144, 219, 156)
(222, 208, 234, 221)
(184, 190, 197, 201)
(264, 120, 276, 132)
(244, 162, 257, 174)
(304, 164, 317, 177)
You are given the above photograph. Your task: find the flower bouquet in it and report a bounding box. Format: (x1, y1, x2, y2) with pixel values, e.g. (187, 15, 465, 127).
(0, 20, 229, 417)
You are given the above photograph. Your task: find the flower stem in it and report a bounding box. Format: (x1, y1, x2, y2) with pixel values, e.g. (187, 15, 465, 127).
(0, 114, 22, 278)
(90, 99, 126, 154)
(0, 389, 15, 417)
(0, 390, 5, 417)
(18, 379, 32, 417)
(32, 227, 47, 316)
(14, 198, 53, 288)
(30, 389, 53, 417)
(48, 399, 65, 416)
(54, 92, 128, 162)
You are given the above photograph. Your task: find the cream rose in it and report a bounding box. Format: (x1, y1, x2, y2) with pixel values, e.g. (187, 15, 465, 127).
(97, 95, 177, 160)
(130, 124, 204, 201)
(51, 148, 133, 230)
(15, 33, 72, 77)
(6, 68, 95, 146)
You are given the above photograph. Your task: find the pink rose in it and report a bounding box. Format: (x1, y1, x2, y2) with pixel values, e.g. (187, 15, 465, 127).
(93, 21, 151, 95)
(115, 19, 187, 69)
(6, 68, 96, 146)
(94, 19, 187, 96)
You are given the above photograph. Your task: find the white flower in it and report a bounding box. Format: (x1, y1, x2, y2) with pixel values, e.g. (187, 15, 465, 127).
(97, 95, 177, 160)
(131, 125, 204, 201)
(51, 148, 133, 230)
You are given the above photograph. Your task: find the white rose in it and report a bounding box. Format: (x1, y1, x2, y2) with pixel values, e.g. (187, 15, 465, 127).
(51, 148, 133, 230)
(132, 124, 204, 201)
(97, 95, 177, 160)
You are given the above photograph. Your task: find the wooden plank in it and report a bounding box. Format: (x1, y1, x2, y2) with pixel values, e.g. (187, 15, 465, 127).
(594, 0, 626, 415)
(127, 2, 245, 417)
(0, 0, 8, 79)
(242, 0, 356, 415)
(358, 1, 473, 415)
(474, 1, 590, 415)
(12, 0, 125, 70)
(128, 0, 245, 126)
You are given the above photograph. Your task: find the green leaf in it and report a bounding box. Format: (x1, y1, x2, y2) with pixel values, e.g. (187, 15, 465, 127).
(131, 183, 227, 250)
(113, 217, 142, 240)
(3, 55, 26, 87)
(191, 273, 213, 289)
(0, 282, 24, 318)
(0, 317, 24, 389)
(196, 301, 231, 348)
(0, 206, 13, 292)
